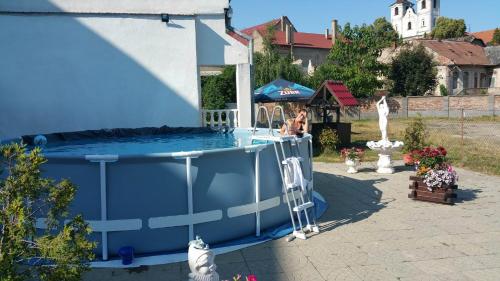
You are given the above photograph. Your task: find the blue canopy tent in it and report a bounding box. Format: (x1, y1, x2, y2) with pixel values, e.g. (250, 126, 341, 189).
(254, 79, 315, 103)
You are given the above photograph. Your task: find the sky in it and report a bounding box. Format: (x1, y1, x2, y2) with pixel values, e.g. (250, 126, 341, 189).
(231, 0, 500, 34)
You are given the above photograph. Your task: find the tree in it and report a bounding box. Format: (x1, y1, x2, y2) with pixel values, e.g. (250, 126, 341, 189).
(389, 45, 437, 97)
(431, 17, 466, 39)
(489, 28, 500, 46)
(253, 24, 304, 88)
(309, 18, 399, 97)
(0, 144, 95, 281)
(201, 66, 236, 110)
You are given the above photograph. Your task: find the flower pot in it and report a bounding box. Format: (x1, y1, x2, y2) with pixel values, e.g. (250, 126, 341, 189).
(408, 176, 458, 205)
(403, 153, 414, 166)
(345, 159, 359, 174)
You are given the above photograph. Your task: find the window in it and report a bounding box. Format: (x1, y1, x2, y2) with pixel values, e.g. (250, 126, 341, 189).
(480, 73, 488, 88)
(474, 72, 479, 88)
(452, 71, 459, 89)
(422, 20, 425, 27)
(463, 72, 469, 89)
(432, 18, 436, 27)
(408, 22, 412, 30)
(434, 0, 438, 9)
(395, 7, 399, 16)
(422, 0, 426, 9)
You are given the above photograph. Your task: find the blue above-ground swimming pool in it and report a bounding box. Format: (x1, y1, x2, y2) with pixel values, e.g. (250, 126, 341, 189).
(16, 127, 316, 262)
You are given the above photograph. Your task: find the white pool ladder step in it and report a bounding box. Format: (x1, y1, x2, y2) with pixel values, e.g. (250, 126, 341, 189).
(252, 105, 319, 241)
(293, 202, 314, 213)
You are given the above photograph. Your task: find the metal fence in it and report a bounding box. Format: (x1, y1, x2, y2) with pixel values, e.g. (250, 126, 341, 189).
(425, 110, 500, 173)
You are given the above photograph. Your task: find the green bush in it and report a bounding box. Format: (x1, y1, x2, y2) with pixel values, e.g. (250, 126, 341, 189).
(0, 144, 95, 281)
(439, 84, 448, 96)
(319, 128, 340, 153)
(403, 115, 428, 153)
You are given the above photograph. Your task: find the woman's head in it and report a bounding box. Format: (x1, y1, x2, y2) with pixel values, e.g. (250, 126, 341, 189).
(296, 109, 308, 123)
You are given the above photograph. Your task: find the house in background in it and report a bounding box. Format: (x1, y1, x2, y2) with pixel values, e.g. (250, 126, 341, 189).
(241, 16, 337, 73)
(471, 29, 499, 46)
(380, 40, 500, 95)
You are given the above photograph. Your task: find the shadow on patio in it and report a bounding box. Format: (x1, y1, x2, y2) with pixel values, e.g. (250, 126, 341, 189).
(313, 171, 391, 232)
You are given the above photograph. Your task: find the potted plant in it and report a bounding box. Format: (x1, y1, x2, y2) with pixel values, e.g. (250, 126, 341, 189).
(402, 116, 427, 165)
(408, 146, 458, 204)
(341, 147, 364, 173)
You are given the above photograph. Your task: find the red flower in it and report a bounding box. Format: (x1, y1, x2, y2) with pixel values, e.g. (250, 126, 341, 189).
(246, 275, 257, 281)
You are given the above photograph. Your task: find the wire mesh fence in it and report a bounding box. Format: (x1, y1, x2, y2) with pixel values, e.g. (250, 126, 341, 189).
(425, 109, 500, 175)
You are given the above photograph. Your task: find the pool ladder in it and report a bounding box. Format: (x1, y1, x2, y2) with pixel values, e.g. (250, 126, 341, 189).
(251, 106, 319, 241)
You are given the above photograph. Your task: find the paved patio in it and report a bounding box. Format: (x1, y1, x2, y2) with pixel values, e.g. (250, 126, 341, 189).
(84, 162, 500, 281)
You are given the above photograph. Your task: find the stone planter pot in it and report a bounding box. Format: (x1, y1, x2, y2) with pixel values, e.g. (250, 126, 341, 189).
(345, 159, 359, 174)
(408, 176, 458, 205)
(403, 153, 414, 166)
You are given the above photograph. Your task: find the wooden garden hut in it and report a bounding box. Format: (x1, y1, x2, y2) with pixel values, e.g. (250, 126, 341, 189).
(307, 80, 359, 145)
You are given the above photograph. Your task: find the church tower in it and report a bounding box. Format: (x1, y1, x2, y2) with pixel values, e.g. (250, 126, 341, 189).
(416, 0, 440, 37)
(390, 0, 414, 35)
(391, 0, 440, 39)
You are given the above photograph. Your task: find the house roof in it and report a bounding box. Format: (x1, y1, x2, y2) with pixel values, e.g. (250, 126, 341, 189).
(419, 40, 492, 66)
(242, 17, 333, 50)
(241, 18, 282, 36)
(227, 29, 250, 46)
(273, 31, 333, 49)
(309, 81, 359, 107)
(389, 0, 413, 7)
(471, 29, 497, 45)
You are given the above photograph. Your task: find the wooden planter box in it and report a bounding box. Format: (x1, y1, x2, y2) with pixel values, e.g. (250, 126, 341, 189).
(408, 176, 458, 205)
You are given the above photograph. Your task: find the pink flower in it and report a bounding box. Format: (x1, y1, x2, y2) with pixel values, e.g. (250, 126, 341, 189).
(246, 275, 258, 281)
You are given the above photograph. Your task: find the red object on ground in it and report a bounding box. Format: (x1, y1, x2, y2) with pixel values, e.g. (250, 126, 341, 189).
(246, 275, 258, 281)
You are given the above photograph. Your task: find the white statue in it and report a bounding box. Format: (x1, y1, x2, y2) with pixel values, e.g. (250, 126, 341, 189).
(376, 96, 389, 143)
(366, 96, 403, 174)
(188, 236, 219, 281)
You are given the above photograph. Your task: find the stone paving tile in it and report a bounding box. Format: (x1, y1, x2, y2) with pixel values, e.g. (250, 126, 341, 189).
(317, 266, 362, 281)
(348, 264, 399, 281)
(464, 267, 500, 281)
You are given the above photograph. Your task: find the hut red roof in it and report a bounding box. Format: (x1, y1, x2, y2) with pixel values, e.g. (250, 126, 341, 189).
(309, 81, 358, 107)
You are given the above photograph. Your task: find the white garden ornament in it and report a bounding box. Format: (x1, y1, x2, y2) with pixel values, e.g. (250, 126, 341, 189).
(188, 236, 219, 281)
(367, 96, 403, 174)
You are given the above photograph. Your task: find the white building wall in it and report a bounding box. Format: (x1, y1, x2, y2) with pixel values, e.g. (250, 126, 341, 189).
(391, 0, 440, 39)
(0, 0, 251, 139)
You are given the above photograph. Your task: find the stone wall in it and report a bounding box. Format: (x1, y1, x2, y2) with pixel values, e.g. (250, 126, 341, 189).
(344, 94, 500, 120)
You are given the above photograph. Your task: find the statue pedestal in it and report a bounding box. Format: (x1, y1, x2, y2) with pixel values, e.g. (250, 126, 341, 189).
(376, 153, 394, 174)
(367, 140, 403, 174)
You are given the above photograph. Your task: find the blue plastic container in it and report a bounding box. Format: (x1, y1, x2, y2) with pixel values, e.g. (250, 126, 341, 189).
(118, 246, 134, 265)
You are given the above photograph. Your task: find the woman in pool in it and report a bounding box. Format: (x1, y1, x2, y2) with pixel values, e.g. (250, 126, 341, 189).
(280, 109, 309, 137)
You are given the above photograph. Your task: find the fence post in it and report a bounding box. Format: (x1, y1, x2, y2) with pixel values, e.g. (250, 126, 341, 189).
(460, 108, 464, 148)
(402, 96, 409, 118)
(488, 94, 495, 117)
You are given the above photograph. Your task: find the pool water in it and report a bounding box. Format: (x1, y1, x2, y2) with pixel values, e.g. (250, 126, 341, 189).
(38, 132, 256, 156)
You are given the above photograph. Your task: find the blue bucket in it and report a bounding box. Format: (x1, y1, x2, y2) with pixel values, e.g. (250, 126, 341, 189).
(118, 246, 134, 265)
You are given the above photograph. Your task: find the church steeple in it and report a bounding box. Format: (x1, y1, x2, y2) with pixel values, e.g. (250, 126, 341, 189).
(391, 0, 440, 39)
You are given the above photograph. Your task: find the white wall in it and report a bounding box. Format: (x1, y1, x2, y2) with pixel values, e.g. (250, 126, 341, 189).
(0, 0, 229, 15)
(0, 14, 202, 139)
(0, 0, 251, 139)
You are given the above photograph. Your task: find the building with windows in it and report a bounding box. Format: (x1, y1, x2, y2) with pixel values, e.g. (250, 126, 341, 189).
(390, 0, 440, 39)
(380, 40, 500, 95)
(241, 16, 337, 73)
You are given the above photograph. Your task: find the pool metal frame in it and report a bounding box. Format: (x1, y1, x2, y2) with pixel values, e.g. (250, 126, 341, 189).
(34, 130, 314, 261)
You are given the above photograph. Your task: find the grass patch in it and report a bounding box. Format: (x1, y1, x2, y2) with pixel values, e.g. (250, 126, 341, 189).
(314, 117, 500, 176)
